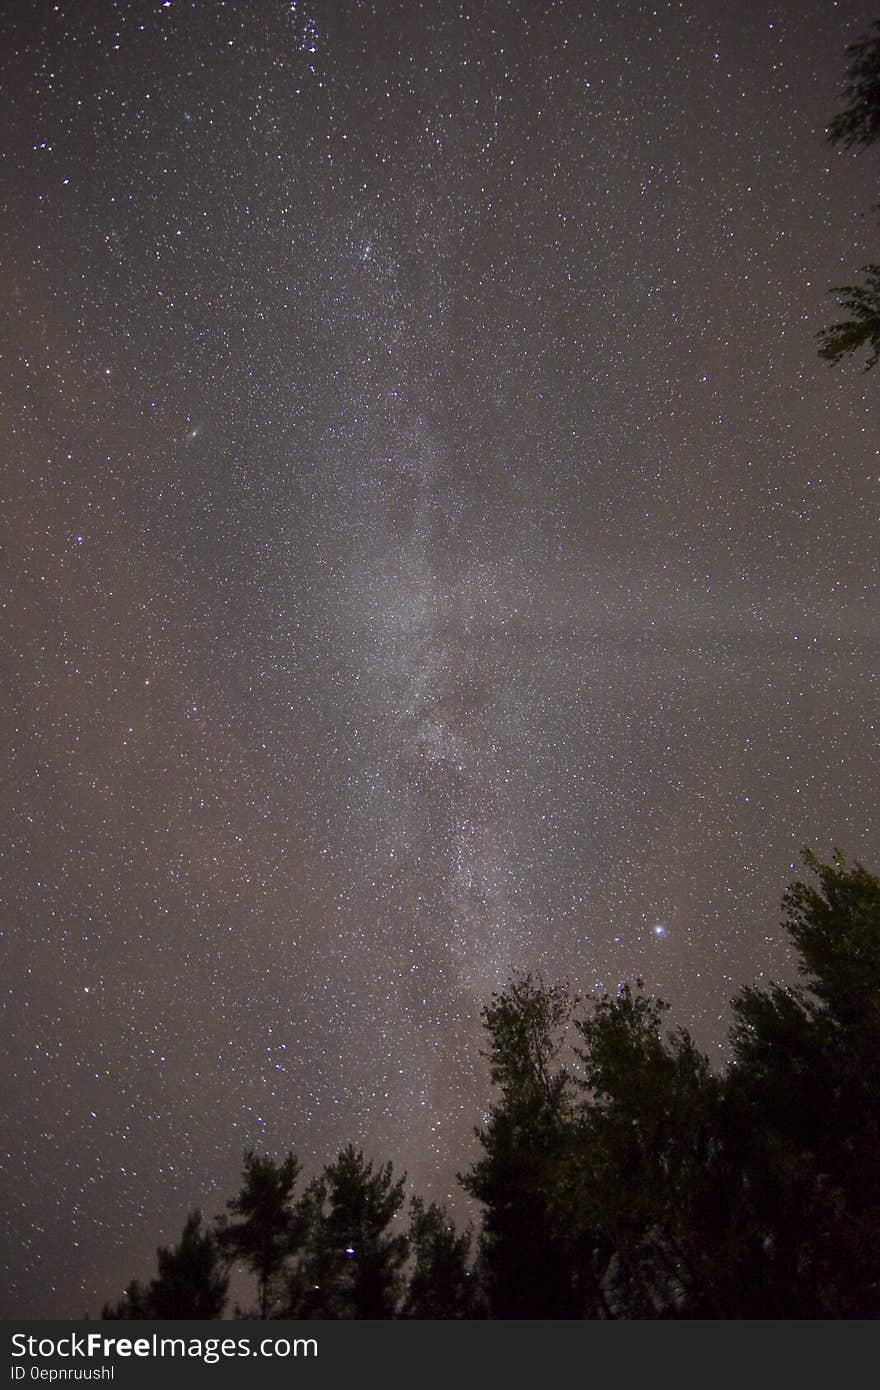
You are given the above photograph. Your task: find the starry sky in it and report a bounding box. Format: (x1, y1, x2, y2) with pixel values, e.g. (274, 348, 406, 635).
(1, 0, 877, 1318)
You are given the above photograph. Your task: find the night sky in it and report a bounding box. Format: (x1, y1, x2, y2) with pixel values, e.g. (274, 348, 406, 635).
(2, 0, 877, 1318)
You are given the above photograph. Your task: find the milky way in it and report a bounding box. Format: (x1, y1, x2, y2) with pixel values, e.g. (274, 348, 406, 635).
(1, 0, 877, 1317)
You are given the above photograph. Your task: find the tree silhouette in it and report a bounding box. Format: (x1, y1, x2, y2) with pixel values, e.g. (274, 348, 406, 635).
(818, 266, 880, 372)
(217, 1150, 302, 1319)
(463, 852, 880, 1317)
(564, 984, 722, 1316)
(101, 1279, 150, 1320)
(101, 1211, 227, 1319)
(149, 1210, 228, 1318)
(100, 851, 880, 1319)
(402, 1198, 478, 1318)
(460, 977, 585, 1317)
(826, 20, 880, 149)
(291, 1145, 408, 1318)
(820, 19, 880, 371)
(725, 850, 880, 1314)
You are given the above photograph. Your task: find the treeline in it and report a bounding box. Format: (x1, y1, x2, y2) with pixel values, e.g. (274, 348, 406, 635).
(101, 850, 880, 1319)
(102, 1148, 472, 1320)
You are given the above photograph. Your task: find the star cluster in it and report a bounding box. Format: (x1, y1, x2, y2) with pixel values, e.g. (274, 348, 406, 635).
(1, 0, 877, 1317)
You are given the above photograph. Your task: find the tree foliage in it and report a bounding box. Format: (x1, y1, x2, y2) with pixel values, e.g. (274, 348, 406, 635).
(102, 852, 880, 1319)
(826, 20, 880, 149)
(725, 851, 880, 1315)
(817, 265, 880, 372)
(288, 1145, 408, 1318)
(821, 20, 880, 371)
(101, 1211, 227, 1319)
(460, 977, 583, 1316)
(402, 1198, 478, 1318)
(217, 1151, 302, 1319)
(461, 852, 880, 1318)
(570, 986, 722, 1316)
